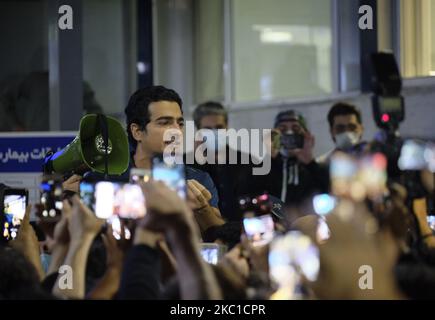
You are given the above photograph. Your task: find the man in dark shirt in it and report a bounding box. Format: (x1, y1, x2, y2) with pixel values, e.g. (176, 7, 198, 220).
(189, 101, 256, 222)
(239, 110, 329, 206)
(124, 86, 224, 231)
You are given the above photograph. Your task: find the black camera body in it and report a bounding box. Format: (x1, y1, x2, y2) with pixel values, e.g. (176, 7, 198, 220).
(281, 133, 304, 150)
(371, 52, 405, 132)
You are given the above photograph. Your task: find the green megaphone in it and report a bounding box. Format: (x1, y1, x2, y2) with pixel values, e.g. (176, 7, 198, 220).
(44, 114, 129, 176)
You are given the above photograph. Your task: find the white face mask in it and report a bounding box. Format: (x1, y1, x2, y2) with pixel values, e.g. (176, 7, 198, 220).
(202, 129, 227, 153)
(334, 132, 360, 150)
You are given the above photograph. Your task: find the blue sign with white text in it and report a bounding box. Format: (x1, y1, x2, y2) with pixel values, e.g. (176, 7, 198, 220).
(0, 134, 76, 173)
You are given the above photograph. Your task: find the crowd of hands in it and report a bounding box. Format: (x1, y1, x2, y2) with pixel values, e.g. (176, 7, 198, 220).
(4, 171, 435, 300)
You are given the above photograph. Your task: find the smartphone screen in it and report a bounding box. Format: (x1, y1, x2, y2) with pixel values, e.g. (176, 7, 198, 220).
(80, 181, 146, 220)
(200, 243, 227, 265)
(427, 216, 435, 232)
(152, 156, 186, 199)
(398, 140, 427, 171)
(330, 153, 358, 197)
(269, 231, 320, 285)
(38, 175, 64, 220)
(358, 153, 387, 199)
(2, 189, 28, 241)
(243, 214, 274, 246)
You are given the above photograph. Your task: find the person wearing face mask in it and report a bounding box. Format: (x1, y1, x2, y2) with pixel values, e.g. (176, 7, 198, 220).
(317, 102, 367, 164)
(189, 101, 257, 222)
(239, 110, 329, 206)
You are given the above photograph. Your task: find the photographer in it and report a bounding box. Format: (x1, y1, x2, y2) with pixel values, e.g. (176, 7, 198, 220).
(240, 110, 329, 205)
(317, 102, 367, 164)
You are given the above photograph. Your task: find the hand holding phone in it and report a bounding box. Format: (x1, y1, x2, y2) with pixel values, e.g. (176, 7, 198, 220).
(80, 181, 146, 220)
(152, 155, 186, 199)
(37, 175, 64, 221)
(243, 214, 275, 247)
(269, 231, 319, 299)
(200, 243, 228, 265)
(2, 188, 28, 242)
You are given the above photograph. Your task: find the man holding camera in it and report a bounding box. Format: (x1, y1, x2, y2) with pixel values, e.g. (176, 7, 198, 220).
(240, 110, 329, 205)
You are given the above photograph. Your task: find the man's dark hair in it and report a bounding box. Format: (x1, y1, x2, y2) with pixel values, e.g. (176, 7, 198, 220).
(327, 102, 362, 129)
(193, 101, 228, 129)
(124, 85, 183, 149)
(0, 246, 54, 299)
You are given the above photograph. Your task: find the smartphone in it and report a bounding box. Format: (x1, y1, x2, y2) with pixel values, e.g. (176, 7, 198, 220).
(37, 175, 64, 221)
(398, 139, 435, 172)
(330, 152, 387, 201)
(281, 132, 304, 150)
(152, 156, 186, 199)
(130, 168, 152, 184)
(80, 181, 146, 220)
(108, 215, 132, 240)
(200, 243, 228, 265)
(358, 153, 388, 200)
(269, 231, 320, 285)
(427, 216, 435, 232)
(243, 214, 275, 246)
(2, 189, 28, 242)
(330, 153, 358, 197)
(398, 140, 426, 171)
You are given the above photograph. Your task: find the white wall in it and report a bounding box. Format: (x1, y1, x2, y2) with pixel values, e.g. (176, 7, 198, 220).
(228, 81, 435, 157)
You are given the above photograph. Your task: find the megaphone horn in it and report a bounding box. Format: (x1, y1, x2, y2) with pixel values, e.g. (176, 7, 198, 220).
(43, 114, 129, 176)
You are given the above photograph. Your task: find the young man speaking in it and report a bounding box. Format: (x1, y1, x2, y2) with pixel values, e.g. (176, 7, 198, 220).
(124, 85, 224, 234)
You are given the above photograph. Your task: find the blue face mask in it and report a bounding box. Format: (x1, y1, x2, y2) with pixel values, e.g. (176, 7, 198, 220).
(40, 253, 52, 274)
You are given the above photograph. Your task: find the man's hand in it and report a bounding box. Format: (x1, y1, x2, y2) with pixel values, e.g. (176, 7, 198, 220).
(102, 225, 124, 270)
(220, 245, 250, 280)
(187, 179, 212, 211)
(10, 205, 45, 280)
(62, 174, 82, 194)
(310, 199, 403, 299)
(289, 131, 315, 165)
(52, 199, 72, 246)
(186, 179, 225, 233)
(139, 180, 193, 233)
(68, 195, 104, 243)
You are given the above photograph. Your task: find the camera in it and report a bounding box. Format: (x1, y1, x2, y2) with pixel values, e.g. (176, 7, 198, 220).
(371, 52, 405, 132)
(281, 132, 304, 150)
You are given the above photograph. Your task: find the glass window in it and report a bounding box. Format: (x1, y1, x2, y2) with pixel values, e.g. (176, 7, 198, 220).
(82, 0, 137, 119)
(0, 0, 49, 131)
(231, 0, 333, 102)
(400, 0, 435, 78)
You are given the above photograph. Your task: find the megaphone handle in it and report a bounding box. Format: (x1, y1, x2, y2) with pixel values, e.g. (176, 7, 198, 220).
(97, 114, 110, 180)
(43, 151, 54, 174)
